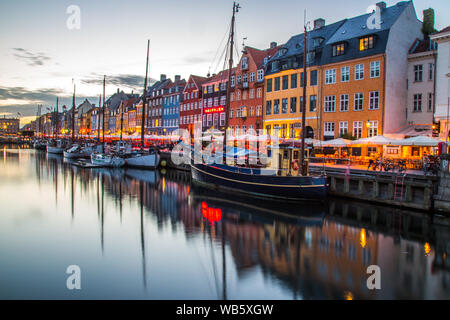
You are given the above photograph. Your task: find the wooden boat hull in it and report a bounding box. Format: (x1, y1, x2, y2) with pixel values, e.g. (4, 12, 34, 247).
(191, 163, 327, 201)
(125, 153, 160, 169)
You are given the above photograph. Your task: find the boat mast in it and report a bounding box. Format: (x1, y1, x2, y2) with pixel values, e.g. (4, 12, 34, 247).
(300, 19, 308, 176)
(141, 40, 150, 151)
(55, 97, 59, 139)
(72, 83, 76, 142)
(224, 2, 240, 158)
(97, 94, 101, 143)
(120, 101, 124, 142)
(102, 75, 106, 153)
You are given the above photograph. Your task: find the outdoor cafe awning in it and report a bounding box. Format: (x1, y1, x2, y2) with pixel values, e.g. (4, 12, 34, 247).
(350, 135, 400, 146)
(314, 138, 351, 148)
(396, 136, 440, 146)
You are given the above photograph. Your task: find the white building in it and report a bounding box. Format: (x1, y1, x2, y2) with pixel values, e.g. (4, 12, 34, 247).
(405, 38, 437, 126)
(430, 26, 450, 141)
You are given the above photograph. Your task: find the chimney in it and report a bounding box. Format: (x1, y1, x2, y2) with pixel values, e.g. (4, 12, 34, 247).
(314, 18, 325, 30)
(376, 2, 386, 10)
(175, 75, 181, 82)
(270, 42, 277, 49)
(117, 88, 120, 94)
(160, 74, 167, 81)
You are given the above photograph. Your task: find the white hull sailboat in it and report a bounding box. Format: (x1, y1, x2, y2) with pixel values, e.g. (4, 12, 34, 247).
(125, 151, 160, 169)
(64, 144, 100, 159)
(47, 145, 64, 154)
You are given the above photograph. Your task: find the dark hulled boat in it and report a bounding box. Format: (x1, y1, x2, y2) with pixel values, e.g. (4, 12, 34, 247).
(191, 162, 327, 201)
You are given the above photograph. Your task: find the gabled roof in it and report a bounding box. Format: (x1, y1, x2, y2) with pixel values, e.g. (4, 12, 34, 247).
(431, 25, 450, 36)
(408, 38, 437, 54)
(190, 75, 209, 90)
(245, 45, 283, 69)
(203, 68, 236, 86)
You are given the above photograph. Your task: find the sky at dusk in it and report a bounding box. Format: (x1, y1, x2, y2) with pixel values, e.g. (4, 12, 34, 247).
(0, 0, 449, 126)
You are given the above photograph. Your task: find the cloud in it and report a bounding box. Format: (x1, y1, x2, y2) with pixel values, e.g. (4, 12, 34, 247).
(0, 86, 65, 103)
(80, 73, 157, 90)
(11, 48, 52, 66)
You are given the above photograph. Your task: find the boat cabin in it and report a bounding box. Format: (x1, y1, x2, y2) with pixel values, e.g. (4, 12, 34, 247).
(267, 143, 310, 176)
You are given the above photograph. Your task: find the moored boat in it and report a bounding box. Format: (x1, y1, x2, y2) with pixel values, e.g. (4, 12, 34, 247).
(125, 149, 160, 169)
(64, 144, 100, 159)
(91, 153, 125, 168)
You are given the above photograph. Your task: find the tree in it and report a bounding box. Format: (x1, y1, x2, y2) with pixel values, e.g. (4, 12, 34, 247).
(422, 8, 437, 37)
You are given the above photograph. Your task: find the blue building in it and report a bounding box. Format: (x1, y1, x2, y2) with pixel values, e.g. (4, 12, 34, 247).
(162, 75, 186, 135)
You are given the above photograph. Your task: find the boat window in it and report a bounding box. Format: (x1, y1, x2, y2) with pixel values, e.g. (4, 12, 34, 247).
(283, 150, 288, 159)
(294, 151, 299, 159)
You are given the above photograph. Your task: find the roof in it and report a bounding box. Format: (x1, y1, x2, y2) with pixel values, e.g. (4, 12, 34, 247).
(203, 68, 236, 86)
(432, 26, 450, 36)
(190, 75, 210, 89)
(245, 45, 282, 69)
(408, 38, 437, 54)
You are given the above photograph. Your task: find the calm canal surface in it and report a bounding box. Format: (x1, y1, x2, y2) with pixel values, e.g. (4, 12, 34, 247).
(0, 146, 449, 299)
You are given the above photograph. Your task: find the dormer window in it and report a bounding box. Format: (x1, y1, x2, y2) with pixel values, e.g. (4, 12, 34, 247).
(278, 48, 288, 57)
(241, 57, 249, 70)
(312, 37, 324, 48)
(359, 36, 374, 51)
(332, 43, 345, 57)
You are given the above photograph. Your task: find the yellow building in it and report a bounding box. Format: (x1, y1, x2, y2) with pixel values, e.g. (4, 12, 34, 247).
(264, 67, 321, 139)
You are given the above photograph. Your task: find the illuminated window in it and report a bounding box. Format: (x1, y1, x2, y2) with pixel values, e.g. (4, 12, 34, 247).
(359, 36, 374, 51)
(332, 43, 345, 56)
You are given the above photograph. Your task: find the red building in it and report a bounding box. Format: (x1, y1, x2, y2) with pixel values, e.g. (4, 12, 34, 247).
(201, 69, 234, 132)
(229, 43, 280, 134)
(180, 75, 209, 137)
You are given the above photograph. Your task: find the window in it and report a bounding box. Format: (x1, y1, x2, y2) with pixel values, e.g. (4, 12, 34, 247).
(325, 69, 336, 84)
(220, 113, 225, 126)
(414, 65, 423, 82)
(265, 125, 271, 135)
(324, 96, 336, 112)
(368, 120, 378, 137)
(274, 77, 280, 91)
(359, 36, 374, 51)
(266, 100, 272, 115)
(220, 96, 226, 105)
(282, 75, 289, 90)
(341, 66, 350, 82)
(266, 79, 272, 92)
(310, 95, 317, 112)
(340, 94, 349, 112)
(310, 70, 318, 86)
(429, 63, 434, 80)
(355, 64, 364, 80)
(242, 91, 247, 100)
(237, 75, 241, 84)
(291, 74, 297, 88)
(353, 121, 363, 139)
(249, 106, 254, 117)
(241, 57, 249, 69)
(339, 121, 348, 136)
(243, 73, 248, 83)
(333, 43, 345, 56)
(236, 90, 241, 101)
(231, 76, 235, 87)
(256, 105, 262, 116)
(203, 115, 207, 127)
(230, 92, 234, 102)
(324, 122, 335, 136)
(290, 97, 297, 113)
(257, 69, 264, 82)
(369, 91, 379, 110)
(282, 98, 288, 114)
(300, 72, 307, 87)
(256, 88, 262, 98)
(370, 61, 380, 78)
(413, 94, 422, 112)
(299, 96, 304, 113)
(354, 93, 364, 111)
(249, 89, 254, 99)
(428, 93, 433, 112)
(273, 99, 280, 114)
(230, 109, 234, 118)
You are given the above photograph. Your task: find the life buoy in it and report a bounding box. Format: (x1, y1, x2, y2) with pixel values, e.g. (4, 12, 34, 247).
(292, 159, 299, 171)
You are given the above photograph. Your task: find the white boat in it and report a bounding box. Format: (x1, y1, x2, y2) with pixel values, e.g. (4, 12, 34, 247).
(91, 153, 125, 168)
(125, 150, 160, 169)
(64, 144, 100, 159)
(46, 140, 65, 154)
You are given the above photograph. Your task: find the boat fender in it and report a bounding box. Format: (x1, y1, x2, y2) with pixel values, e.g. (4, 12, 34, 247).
(292, 159, 299, 171)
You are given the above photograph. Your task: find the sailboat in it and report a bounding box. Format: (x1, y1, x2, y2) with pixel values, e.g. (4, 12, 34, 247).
(47, 97, 66, 154)
(125, 40, 160, 169)
(190, 3, 327, 200)
(90, 75, 125, 168)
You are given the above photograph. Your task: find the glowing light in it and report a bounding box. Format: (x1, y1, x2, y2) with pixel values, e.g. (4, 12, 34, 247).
(360, 228, 367, 248)
(344, 291, 354, 300)
(201, 201, 222, 224)
(204, 107, 224, 114)
(424, 242, 431, 256)
(162, 177, 166, 193)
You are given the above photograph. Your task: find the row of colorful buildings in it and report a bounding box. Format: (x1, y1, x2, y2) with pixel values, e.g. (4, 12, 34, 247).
(32, 1, 450, 142)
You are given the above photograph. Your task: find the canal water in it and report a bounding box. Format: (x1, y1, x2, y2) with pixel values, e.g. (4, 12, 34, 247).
(0, 146, 449, 299)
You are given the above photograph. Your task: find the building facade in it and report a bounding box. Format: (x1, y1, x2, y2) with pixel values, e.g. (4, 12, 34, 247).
(201, 70, 231, 132)
(229, 44, 279, 135)
(148, 74, 171, 135)
(430, 26, 450, 141)
(0, 117, 20, 134)
(162, 76, 185, 135)
(180, 75, 209, 137)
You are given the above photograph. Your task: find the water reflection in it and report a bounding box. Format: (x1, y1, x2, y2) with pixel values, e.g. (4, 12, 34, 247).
(0, 147, 449, 299)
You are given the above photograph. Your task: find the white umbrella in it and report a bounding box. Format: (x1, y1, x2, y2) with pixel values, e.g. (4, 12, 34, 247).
(397, 136, 439, 146)
(319, 138, 351, 147)
(351, 135, 399, 145)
